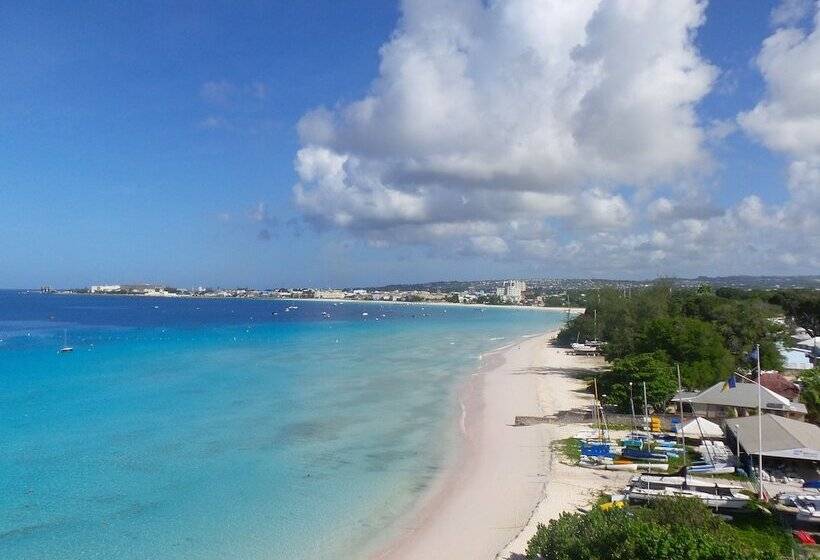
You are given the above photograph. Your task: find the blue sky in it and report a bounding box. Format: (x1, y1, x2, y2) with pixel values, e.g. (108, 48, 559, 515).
(2, 0, 818, 288)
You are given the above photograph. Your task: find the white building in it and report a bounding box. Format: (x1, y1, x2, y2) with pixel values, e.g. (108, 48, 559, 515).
(90, 285, 121, 293)
(496, 280, 527, 303)
(314, 290, 346, 299)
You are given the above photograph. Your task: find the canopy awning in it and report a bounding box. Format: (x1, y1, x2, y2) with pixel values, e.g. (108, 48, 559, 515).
(725, 415, 820, 462)
(677, 417, 723, 438)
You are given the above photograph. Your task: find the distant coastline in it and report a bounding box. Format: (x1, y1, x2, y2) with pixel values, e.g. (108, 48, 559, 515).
(40, 290, 586, 314)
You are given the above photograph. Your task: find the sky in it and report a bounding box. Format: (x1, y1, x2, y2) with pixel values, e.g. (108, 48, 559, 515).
(1, 0, 818, 288)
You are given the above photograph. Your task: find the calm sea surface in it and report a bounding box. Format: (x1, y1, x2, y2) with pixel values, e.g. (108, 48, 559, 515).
(0, 291, 566, 559)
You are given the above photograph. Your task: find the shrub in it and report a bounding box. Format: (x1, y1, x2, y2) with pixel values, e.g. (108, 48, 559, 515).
(525, 497, 794, 560)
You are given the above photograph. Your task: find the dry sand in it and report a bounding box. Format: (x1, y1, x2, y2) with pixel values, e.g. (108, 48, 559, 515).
(371, 331, 631, 560)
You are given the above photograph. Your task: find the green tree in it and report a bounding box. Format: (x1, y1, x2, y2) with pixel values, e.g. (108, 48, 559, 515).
(799, 367, 820, 423)
(598, 352, 677, 413)
(636, 317, 734, 388)
(674, 291, 786, 369)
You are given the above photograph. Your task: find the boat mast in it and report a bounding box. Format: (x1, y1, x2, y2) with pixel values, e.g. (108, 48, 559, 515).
(642, 381, 649, 421)
(593, 377, 603, 441)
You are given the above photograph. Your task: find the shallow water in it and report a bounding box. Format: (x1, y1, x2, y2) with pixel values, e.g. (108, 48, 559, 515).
(0, 292, 566, 559)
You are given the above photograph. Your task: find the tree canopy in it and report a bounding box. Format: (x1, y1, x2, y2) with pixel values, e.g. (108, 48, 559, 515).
(557, 282, 799, 412)
(526, 497, 795, 560)
(598, 352, 678, 413)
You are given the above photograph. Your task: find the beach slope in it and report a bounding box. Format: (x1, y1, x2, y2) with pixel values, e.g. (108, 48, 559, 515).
(373, 332, 615, 560)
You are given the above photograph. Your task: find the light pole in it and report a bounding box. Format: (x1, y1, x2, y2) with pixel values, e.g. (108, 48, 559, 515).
(629, 382, 636, 431)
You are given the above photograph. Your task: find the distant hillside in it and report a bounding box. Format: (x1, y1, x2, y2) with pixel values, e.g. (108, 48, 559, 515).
(365, 275, 819, 292)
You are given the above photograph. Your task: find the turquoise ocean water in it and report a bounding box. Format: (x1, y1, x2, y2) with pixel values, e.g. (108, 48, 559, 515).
(0, 292, 566, 559)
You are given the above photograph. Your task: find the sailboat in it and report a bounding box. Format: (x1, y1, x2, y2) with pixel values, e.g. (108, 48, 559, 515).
(59, 329, 74, 353)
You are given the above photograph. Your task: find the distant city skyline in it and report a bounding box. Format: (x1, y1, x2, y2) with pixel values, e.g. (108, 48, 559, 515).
(2, 1, 819, 288)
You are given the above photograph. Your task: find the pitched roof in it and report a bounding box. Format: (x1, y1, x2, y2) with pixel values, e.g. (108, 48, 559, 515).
(673, 381, 807, 414)
(759, 372, 800, 400)
(679, 416, 723, 438)
(725, 415, 820, 461)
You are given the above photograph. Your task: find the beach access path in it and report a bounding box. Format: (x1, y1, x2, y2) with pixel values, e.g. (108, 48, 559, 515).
(372, 331, 631, 560)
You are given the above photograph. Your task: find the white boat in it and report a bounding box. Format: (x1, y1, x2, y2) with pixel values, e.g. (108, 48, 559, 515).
(58, 330, 73, 353)
(625, 475, 750, 509)
(777, 494, 820, 523)
(570, 342, 598, 354)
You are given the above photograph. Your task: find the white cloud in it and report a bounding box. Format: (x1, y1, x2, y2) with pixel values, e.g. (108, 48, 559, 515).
(293, 0, 715, 258)
(469, 235, 509, 256)
(736, 2, 820, 254)
(290, 0, 818, 274)
(771, 0, 813, 26)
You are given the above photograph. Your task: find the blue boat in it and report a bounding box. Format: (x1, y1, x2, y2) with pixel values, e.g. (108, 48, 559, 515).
(622, 448, 668, 462)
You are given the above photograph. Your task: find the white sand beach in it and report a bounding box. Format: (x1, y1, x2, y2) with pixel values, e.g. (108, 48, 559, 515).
(372, 331, 630, 560)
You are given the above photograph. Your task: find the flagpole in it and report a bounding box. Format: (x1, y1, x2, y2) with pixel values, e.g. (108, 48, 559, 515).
(726, 366, 765, 499)
(756, 343, 764, 500)
(676, 364, 687, 472)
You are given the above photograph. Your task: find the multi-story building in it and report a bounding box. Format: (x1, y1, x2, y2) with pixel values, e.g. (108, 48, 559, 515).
(496, 280, 527, 303)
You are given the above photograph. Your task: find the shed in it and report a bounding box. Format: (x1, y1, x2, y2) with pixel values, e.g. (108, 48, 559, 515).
(724, 415, 820, 462)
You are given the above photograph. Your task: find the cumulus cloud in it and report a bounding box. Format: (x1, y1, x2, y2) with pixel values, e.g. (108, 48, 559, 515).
(736, 2, 820, 258)
(293, 0, 715, 256)
(290, 0, 818, 274)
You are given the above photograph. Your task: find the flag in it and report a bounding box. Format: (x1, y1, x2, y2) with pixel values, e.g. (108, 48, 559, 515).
(721, 374, 737, 392)
(746, 347, 759, 364)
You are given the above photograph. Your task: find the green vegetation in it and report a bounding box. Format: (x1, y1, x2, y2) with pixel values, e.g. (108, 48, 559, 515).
(525, 497, 796, 560)
(557, 282, 812, 413)
(474, 294, 510, 305)
(552, 437, 581, 464)
(598, 352, 678, 412)
(799, 366, 820, 423)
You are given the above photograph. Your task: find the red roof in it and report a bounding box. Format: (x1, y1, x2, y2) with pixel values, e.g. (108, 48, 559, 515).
(759, 372, 800, 401)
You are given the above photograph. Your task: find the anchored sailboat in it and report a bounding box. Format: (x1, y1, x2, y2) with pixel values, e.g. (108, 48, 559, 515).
(58, 329, 73, 353)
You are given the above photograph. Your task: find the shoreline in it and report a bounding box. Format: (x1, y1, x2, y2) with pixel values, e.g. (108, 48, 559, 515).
(369, 330, 624, 560)
(42, 292, 585, 314)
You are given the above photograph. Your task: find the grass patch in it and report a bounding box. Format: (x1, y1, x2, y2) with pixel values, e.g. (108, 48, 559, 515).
(553, 437, 581, 464)
(699, 472, 751, 482)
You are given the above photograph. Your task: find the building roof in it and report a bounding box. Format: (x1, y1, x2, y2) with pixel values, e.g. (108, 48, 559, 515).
(672, 381, 807, 414)
(725, 415, 820, 461)
(759, 372, 800, 400)
(678, 416, 723, 438)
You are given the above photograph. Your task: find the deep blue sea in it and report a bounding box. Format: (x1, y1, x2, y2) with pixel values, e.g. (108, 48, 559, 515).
(0, 291, 566, 559)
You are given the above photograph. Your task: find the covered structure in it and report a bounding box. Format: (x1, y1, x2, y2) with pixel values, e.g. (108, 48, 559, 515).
(724, 415, 820, 463)
(677, 416, 723, 439)
(672, 381, 807, 421)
